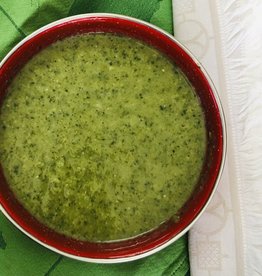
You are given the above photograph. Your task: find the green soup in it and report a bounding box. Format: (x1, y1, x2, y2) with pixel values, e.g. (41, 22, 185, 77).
(0, 34, 206, 241)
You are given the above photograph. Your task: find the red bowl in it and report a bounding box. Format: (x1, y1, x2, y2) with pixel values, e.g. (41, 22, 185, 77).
(0, 14, 226, 262)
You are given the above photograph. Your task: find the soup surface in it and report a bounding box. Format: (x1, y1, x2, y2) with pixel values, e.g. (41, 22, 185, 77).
(0, 34, 206, 241)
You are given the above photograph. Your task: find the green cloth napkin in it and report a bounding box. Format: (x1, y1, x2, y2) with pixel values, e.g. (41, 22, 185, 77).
(0, 1, 190, 275)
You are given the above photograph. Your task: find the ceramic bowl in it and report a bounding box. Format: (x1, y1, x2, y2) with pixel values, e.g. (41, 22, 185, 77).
(0, 14, 226, 263)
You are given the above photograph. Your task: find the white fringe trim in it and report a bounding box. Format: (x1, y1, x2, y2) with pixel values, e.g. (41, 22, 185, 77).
(216, 1, 262, 275)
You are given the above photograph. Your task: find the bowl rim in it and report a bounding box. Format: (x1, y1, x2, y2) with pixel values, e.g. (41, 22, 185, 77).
(0, 13, 227, 263)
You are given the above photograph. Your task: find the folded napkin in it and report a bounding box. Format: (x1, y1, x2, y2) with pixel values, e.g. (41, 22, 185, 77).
(0, 1, 190, 275)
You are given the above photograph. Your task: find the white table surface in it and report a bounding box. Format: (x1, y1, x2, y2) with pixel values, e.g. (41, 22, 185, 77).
(172, 1, 262, 275)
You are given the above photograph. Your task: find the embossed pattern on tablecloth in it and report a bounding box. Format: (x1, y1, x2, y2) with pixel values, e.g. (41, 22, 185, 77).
(173, 0, 262, 275)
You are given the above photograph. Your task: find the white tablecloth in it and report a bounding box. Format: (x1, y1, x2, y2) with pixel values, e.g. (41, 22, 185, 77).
(172, 1, 262, 275)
